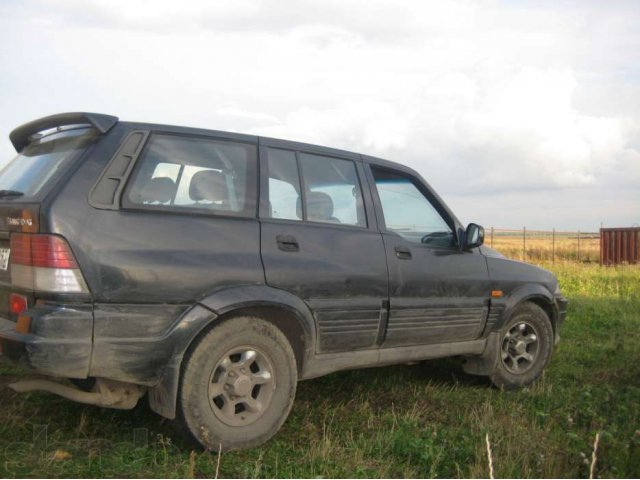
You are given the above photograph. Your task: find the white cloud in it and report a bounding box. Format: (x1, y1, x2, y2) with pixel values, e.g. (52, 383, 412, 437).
(246, 101, 410, 152)
(0, 0, 638, 230)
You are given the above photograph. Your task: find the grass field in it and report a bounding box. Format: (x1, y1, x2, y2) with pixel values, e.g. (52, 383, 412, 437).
(1, 261, 639, 478)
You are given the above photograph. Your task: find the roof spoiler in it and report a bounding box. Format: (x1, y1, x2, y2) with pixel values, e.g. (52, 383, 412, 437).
(9, 112, 119, 152)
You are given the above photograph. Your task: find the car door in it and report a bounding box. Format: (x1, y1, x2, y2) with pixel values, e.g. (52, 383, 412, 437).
(365, 159, 491, 348)
(259, 142, 389, 353)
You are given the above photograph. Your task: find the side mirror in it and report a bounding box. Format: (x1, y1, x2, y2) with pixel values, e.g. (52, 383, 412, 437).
(464, 223, 485, 250)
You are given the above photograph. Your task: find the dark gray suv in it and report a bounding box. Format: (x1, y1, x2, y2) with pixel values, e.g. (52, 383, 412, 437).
(0, 113, 567, 450)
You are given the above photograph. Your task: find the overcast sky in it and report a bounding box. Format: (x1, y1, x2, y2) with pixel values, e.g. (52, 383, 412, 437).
(1, 0, 638, 230)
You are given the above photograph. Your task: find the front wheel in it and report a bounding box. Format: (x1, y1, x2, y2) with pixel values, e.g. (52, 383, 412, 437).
(490, 302, 554, 390)
(178, 316, 298, 451)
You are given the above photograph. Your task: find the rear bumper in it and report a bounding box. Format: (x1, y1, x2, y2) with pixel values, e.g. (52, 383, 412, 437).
(0, 301, 207, 390)
(0, 304, 93, 378)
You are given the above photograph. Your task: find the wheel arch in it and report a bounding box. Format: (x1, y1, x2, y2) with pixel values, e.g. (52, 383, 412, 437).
(464, 284, 556, 378)
(503, 284, 556, 333)
(148, 285, 316, 419)
(198, 284, 316, 371)
(202, 305, 309, 375)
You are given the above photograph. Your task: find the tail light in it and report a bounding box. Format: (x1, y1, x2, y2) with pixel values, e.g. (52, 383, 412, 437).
(10, 233, 89, 293)
(9, 293, 28, 314)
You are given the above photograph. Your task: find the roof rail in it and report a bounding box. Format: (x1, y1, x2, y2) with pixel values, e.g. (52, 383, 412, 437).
(9, 112, 119, 152)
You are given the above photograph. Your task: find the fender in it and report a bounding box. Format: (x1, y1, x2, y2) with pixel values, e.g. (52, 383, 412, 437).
(502, 283, 555, 326)
(482, 283, 555, 338)
(148, 284, 317, 419)
(464, 284, 555, 377)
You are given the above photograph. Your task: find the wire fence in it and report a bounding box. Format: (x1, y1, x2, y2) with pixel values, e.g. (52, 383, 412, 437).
(487, 227, 600, 263)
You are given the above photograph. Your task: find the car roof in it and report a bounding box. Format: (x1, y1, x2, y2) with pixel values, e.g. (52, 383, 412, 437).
(10, 112, 413, 172)
(119, 119, 410, 170)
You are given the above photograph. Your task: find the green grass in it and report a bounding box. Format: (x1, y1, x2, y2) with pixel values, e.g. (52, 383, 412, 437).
(1, 262, 639, 478)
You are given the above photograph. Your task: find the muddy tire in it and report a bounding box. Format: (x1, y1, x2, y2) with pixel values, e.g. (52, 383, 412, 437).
(177, 316, 297, 451)
(490, 302, 554, 390)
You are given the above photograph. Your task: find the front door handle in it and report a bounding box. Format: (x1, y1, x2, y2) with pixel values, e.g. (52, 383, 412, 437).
(276, 234, 299, 252)
(394, 245, 412, 259)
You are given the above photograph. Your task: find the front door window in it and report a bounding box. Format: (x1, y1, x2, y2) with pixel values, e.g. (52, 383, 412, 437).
(372, 167, 454, 247)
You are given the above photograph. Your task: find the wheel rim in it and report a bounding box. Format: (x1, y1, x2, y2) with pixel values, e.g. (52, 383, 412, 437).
(501, 321, 540, 374)
(208, 346, 276, 427)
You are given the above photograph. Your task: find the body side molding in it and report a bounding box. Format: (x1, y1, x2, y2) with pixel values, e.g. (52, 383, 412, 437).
(301, 338, 487, 380)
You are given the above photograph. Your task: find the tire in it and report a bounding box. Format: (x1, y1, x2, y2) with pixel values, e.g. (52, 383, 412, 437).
(490, 302, 554, 390)
(177, 316, 298, 451)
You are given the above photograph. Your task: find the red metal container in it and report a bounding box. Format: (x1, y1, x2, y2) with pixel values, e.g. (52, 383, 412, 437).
(600, 227, 640, 265)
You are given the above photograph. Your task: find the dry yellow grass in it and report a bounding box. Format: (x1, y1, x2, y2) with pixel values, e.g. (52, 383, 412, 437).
(487, 231, 599, 263)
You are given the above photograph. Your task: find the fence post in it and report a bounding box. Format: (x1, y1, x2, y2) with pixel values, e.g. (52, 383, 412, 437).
(490, 227, 494, 247)
(552, 228, 555, 264)
(523, 226, 526, 261)
(578, 230, 581, 263)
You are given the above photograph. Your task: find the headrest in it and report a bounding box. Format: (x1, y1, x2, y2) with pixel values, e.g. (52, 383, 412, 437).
(189, 170, 229, 203)
(139, 177, 175, 204)
(297, 191, 334, 221)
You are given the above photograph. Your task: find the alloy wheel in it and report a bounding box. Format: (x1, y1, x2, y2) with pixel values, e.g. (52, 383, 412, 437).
(208, 347, 275, 427)
(500, 322, 540, 374)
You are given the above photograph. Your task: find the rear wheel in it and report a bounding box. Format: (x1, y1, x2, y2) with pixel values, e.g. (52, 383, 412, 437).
(490, 302, 554, 390)
(178, 316, 297, 451)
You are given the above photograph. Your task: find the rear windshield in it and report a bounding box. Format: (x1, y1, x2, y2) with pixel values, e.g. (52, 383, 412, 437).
(0, 127, 97, 198)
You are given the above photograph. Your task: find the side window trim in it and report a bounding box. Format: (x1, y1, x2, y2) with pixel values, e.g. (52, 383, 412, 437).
(120, 131, 258, 219)
(356, 158, 381, 231)
(354, 161, 373, 229)
(295, 150, 307, 222)
(366, 161, 458, 246)
(89, 130, 150, 210)
(258, 145, 269, 219)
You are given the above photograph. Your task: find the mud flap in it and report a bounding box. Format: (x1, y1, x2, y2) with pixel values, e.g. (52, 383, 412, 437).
(148, 356, 181, 419)
(462, 332, 500, 376)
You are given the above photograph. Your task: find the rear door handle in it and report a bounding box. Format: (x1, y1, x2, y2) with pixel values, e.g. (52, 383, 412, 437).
(394, 245, 412, 259)
(276, 234, 299, 252)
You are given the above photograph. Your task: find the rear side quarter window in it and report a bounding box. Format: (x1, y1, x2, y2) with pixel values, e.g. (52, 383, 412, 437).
(122, 134, 257, 217)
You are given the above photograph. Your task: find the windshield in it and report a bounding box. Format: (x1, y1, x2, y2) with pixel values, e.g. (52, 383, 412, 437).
(0, 127, 97, 198)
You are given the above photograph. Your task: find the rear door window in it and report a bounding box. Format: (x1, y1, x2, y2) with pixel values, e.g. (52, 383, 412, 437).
(124, 134, 257, 217)
(0, 128, 97, 199)
(299, 153, 366, 227)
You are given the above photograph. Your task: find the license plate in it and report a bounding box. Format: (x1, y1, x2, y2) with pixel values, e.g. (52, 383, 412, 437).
(0, 248, 10, 271)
